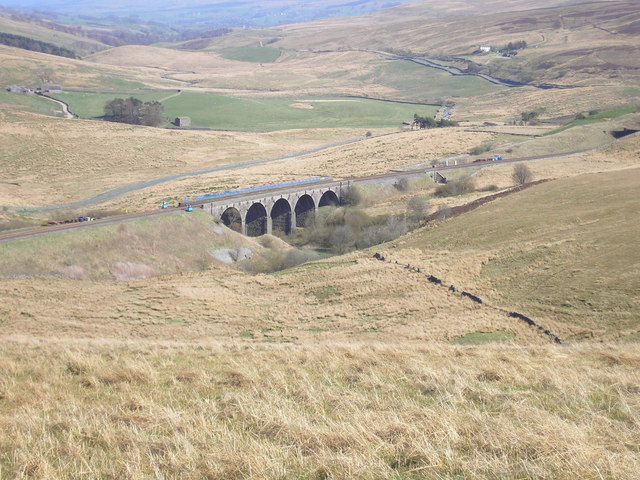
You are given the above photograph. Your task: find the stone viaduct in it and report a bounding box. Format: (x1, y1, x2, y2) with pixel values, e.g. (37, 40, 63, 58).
(201, 182, 350, 237)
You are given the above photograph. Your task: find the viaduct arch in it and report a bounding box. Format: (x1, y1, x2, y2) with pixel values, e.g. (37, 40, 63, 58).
(208, 186, 343, 237)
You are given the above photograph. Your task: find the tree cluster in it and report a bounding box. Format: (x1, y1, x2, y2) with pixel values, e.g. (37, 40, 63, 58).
(505, 40, 528, 51)
(0, 32, 77, 59)
(520, 111, 540, 125)
(104, 97, 165, 127)
(414, 114, 458, 129)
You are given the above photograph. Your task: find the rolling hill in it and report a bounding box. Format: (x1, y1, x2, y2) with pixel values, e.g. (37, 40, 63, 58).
(0, 13, 108, 56)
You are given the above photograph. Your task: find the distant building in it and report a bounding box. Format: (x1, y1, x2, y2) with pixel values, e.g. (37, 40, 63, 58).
(479, 45, 491, 53)
(41, 85, 63, 93)
(175, 116, 191, 127)
(6, 85, 32, 95)
(401, 120, 425, 131)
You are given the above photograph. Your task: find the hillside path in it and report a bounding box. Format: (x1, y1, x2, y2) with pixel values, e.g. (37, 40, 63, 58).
(38, 94, 75, 119)
(159, 90, 183, 102)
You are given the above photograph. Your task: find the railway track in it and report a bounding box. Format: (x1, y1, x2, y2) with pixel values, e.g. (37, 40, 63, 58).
(0, 148, 599, 244)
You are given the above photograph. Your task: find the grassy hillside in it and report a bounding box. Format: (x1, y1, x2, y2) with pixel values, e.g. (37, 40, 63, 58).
(0, 90, 63, 117)
(0, 45, 161, 92)
(270, 0, 640, 86)
(88, 45, 495, 101)
(0, 14, 107, 56)
(1, 164, 639, 478)
(400, 166, 640, 340)
(218, 46, 282, 63)
(0, 110, 362, 208)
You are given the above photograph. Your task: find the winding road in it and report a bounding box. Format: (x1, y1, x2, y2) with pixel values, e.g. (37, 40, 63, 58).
(21, 134, 378, 214)
(37, 93, 75, 119)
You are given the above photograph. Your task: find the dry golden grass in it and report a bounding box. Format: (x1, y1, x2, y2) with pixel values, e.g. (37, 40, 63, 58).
(95, 117, 635, 214)
(1, 144, 639, 478)
(396, 164, 640, 340)
(0, 45, 179, 91)
(272, 0, 640, 87)
(0, 248, 533, 345)
(0, 109, 362, 208)
(97, 128, 497, 211)
(87, 46, 397, 97)
(457, 84, 640, 121)
(0, 341, 638, 479)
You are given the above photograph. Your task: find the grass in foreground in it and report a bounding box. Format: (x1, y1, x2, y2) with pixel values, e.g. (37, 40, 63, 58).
(0, 342, 637, 479)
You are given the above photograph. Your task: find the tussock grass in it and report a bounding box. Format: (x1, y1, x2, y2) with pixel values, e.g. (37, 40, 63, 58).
(402, 166, 640, 339)
(0, 342, 638, 479)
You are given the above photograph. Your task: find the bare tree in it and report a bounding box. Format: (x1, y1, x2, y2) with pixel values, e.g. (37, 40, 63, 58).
(340, 186, 362, 206)
(329, 226, 355, 254)
(512, 164, 533, 185)
(406, 197, 429, 225)
(394, 177, 410, 192)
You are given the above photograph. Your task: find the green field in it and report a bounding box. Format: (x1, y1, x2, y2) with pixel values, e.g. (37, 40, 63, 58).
(363, 60, 503, 101)
(0, 91, 63, 116)
(218, 46, 282, 63)
(52, 90, 439, 131)
(52, 91, 168, 118)
(547, 105, 640, 135)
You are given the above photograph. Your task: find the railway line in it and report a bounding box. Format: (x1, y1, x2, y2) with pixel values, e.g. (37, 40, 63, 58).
(0, 147, 595, 245)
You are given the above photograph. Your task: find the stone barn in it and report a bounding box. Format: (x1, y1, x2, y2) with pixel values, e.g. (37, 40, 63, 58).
(175, 116, 192, 127)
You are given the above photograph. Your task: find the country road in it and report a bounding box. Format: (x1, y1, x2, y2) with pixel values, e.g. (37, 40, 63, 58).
(38, 94, 75, 119)
(21, 134, 375, 214)
(1, 146, 603, 244)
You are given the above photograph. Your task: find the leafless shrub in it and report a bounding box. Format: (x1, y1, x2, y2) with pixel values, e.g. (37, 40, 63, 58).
(434, 177, 475, 197)
(406, 197, 430, 225)
(341, 186, 363, 206)
(360, 217, 407, 248)
(436, 206, 453, 221)
(468, 142, 494, 155)
(394, 177, 410, 192)
(112, 262, 154, 281)
(58, 265, 87, 280)
(330, 226, 356, 254)
(242, 248, 319, 274)
(512, 164, 533, 185)
(0, 218, 34, 232)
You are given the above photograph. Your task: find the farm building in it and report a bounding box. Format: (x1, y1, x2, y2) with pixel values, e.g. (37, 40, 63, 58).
(175, 116, 192, 127)
(6, 85, 32, 95)
(479, 45, 491, 53)
(39, 85, 63, 93)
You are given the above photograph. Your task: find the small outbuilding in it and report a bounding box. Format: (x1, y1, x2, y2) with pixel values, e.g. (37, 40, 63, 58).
(6, 85, 32, 95)
(175, 116, 191, 127)
(40, 85, 63, 93)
